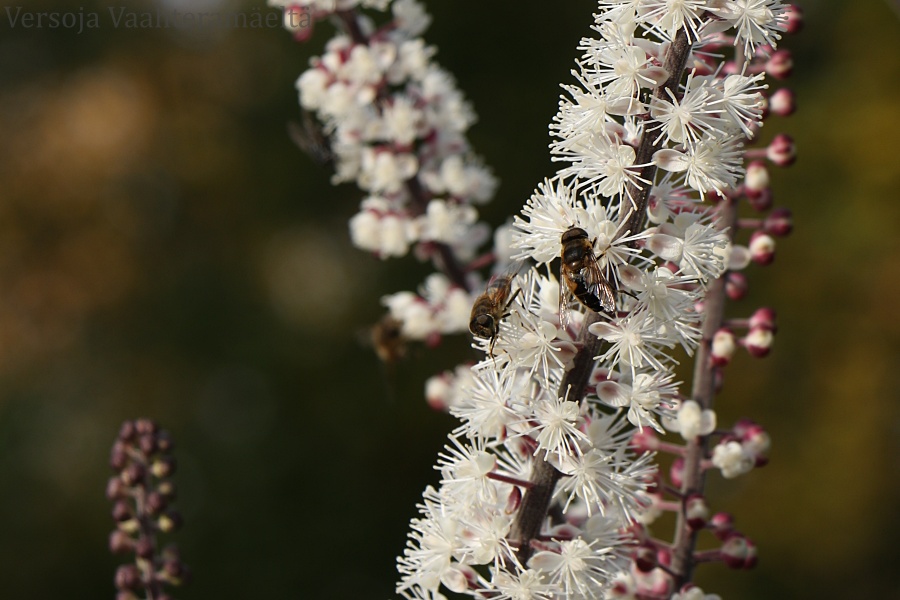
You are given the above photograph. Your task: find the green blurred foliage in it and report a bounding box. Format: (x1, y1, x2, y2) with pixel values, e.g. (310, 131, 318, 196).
(0, 1, 897, 598)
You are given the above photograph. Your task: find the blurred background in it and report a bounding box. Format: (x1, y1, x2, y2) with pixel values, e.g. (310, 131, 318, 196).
(0, 0, 898, 598)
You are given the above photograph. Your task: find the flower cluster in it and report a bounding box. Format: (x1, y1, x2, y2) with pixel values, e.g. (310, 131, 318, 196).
(278, 1, 799, 598)
(272, 0, 502, 347)
(392, 2, 798, 599)
(107, 419, 189, 600)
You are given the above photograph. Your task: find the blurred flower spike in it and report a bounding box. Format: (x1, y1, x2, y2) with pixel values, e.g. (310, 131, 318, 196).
(107, 419, 189, 600)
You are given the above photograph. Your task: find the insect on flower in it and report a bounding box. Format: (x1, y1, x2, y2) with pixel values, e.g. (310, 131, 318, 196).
(560, 226, 617, 327)
(469, 265, 523, 357)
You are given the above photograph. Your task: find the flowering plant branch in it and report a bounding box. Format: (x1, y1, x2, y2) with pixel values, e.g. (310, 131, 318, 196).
(275, 1, 800, 598)
(107, 419, 189, 600)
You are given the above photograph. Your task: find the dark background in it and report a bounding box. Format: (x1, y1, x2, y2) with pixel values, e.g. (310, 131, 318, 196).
(0, 1, 898, 598)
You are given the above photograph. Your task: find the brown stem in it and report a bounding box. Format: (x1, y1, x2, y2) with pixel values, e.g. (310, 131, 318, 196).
(619, 29, 693, 238)
(511, 27, 696, 568)
(510, 310, 603, 564)
(669, 196, 739, 585)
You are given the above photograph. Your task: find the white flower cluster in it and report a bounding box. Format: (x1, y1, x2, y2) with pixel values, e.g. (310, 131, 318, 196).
(278, 0, 496, 262)
(396, 2, 787, 599)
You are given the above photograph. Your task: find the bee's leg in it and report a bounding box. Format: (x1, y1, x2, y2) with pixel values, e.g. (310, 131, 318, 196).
(502, 287, 523, 314)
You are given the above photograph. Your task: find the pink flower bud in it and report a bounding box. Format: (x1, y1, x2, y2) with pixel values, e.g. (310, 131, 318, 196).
(711, 512, 735, 540)
(769, 88, 796, 117)
(763, 207, 793, 236)
(725, 272, 748, 301)
(766, 49, 793, 80)
(744, 327, 774, 357)
(722, 534, 758, 569)
(631, 429, 660, 453)
(784, 4, 804, 34)
(749, 231, 776, 265)
(711, 328, 736, 366)
(714, 367, 724, 394)
(767, 133, 796, 167)
(685, 494, 710, 531)
(747, 186, 773, 211)
(750, 307, 777, 332)
(670, 457, 685, 489)
(744, 161, 769, 195)
(634, 544, 658, 573)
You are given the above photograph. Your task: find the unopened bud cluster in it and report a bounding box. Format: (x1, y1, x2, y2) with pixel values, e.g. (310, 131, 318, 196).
(107, 419, 189, 600)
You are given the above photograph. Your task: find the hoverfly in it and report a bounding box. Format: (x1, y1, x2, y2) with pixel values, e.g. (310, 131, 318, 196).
(469, 265, 522, 357)
(363, 314, 409, 403)
(559, 226, 617, 327)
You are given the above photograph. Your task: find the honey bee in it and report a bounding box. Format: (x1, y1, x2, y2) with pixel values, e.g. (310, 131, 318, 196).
(469, 267, 522, 357)
(559, 226, 616, 326)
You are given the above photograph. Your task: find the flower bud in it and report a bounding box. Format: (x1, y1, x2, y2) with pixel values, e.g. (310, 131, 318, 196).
(746, 186, 773, 211)
(725, 272, 748, 301)
(114, 565, 142, 591)
(158, 511, 183, 533)
(634, 544, 658, 573)
(710, 512, 735, 540)
(711, 328, 736, 366)
(748, 231, 775, 265)
(118, 421, 136, 442)
(670, 457, 685, 489)
(769, 88, 796, 117)
(766, 49, 793, 80)
(767, 133, 796, 167)
(631, 429, 660, 453)
(684, 494, 709, 531)
(749, 307, 777, 332)
(135, 536, 155, 560)
(722, 534, 757, 569)
(763, 207, 793, 236)
(109, 530, 135, 555)
(744, 161, 769, 196)
(784, 4, 804, 33)
(424, 372, 451, 411)
(151, 456, 176, 479)
(743, 327, 774, 357)
(112, 500, 133, 523)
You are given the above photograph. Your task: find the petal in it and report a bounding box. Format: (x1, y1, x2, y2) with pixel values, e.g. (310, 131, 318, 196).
(653, 148, 690, 172)
(597, 380, 629, 407)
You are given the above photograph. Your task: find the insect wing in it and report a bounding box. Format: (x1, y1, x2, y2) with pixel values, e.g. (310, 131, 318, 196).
(580, 258, 617, 314)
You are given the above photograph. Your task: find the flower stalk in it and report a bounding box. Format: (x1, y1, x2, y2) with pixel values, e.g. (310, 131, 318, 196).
(275, 1, 799, 597)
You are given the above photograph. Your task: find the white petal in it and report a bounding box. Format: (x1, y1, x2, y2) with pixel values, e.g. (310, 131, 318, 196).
(653, 148, 690, 172)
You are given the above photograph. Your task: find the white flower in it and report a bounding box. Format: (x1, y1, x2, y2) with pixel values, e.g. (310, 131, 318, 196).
(709, 0, 788, 54)
(649, 72, 727, 145)
(511, 178, 596, 264)
(529, 538, 621, 598)
(393, 0, 433, 37)
(712, 440, 755, 478)
(488, 568, 553, 600)
(595, 369, 679, 432)
(437, 435, 499, 506)
(672, 585, 723, 600)
(589, 311, 677, 378)
(530, 396, 591, 466)
(668, 400, 716, 440)
(451, 366, 529, 440)
(652, 132, 744, 197)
